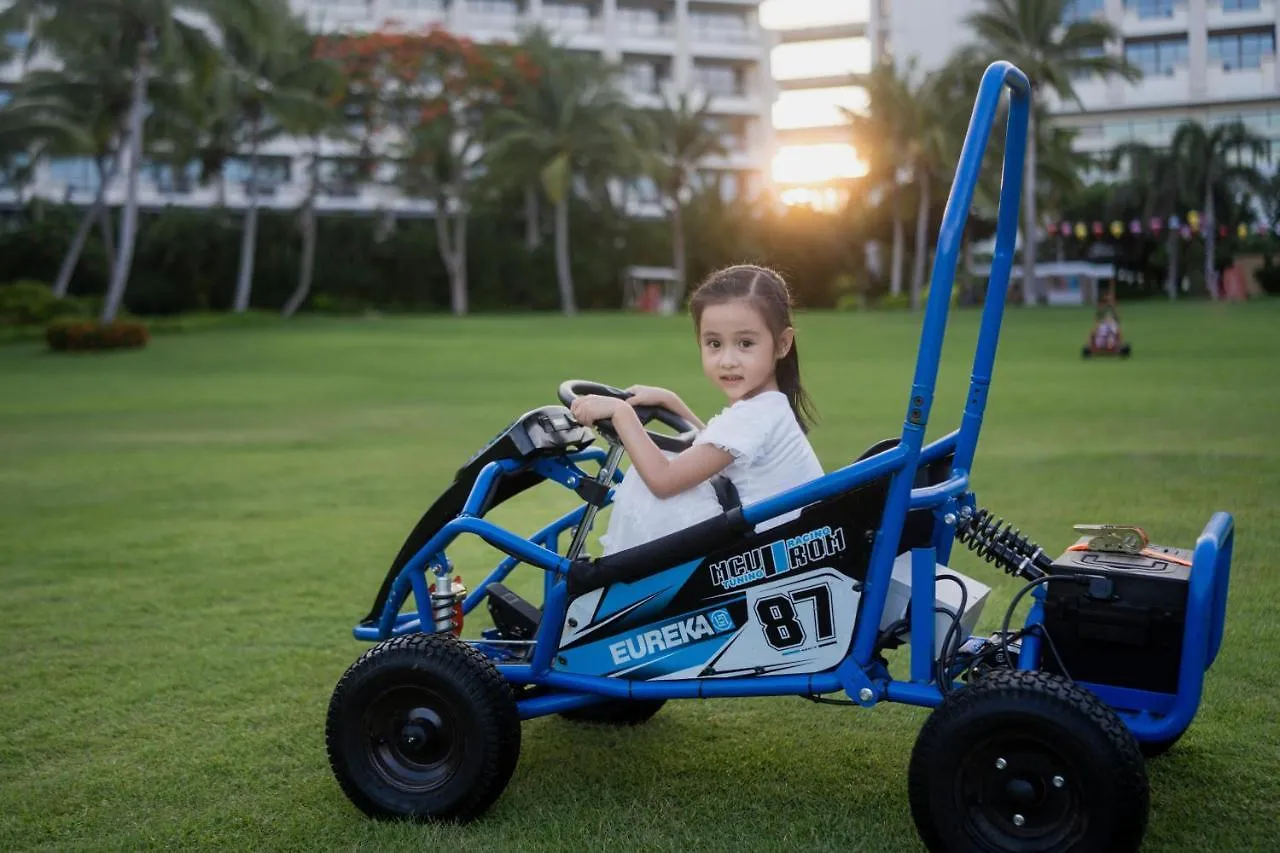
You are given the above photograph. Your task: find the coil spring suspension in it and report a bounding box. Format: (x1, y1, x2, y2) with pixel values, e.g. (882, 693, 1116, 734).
(429, 574, 466, 636)
(955, 508, 1053, 580)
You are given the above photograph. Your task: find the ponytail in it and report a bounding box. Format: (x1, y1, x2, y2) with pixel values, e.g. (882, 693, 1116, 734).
(777, 338, 817, 434)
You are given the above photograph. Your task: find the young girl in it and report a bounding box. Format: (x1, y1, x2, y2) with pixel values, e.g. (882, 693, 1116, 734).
(569, 265, 824, 555)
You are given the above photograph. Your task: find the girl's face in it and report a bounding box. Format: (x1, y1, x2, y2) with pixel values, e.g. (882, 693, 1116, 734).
(697, 298, 794, 404)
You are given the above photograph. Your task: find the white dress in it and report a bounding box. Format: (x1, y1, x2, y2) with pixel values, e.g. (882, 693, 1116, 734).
(599, 390, 825, 555)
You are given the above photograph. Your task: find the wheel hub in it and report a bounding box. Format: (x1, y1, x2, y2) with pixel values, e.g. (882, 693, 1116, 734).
(364, 686, 464, 793)
(961, 738, 1083, 850)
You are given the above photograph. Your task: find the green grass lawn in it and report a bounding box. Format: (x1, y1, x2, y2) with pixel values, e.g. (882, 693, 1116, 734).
(2, 302, 1278, 852)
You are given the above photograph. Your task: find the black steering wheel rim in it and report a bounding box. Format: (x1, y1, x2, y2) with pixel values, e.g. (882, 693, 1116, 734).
(558, 379, 697, 452)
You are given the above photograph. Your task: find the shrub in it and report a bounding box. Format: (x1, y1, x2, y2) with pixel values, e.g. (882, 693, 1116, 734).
(0, 280, 87, 326)
(46, 319, 150, 352)
(1255, 264, 1280, 296)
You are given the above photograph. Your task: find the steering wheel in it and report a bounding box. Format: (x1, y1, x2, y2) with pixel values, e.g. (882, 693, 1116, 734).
(558, 380, 697, 453)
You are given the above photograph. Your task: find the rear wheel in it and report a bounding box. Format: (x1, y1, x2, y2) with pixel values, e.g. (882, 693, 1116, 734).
(908, 669, 1149, 853)
(325, 634, 521, 822)
(559, 698, 666, 726)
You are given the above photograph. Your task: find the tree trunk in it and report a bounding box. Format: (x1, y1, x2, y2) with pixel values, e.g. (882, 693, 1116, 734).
(524, 184, 541, 250)
(910, 174, 931, 310)
(1022, 107, 1039, 306)
(671, 197, 687, 309)
(282, 152, 320, 319)
(554, 197, 576, 316)
(101, 44, 150, 324)
(1203, 183, 1217, 301)
(434, 192, 469, 317)
(891, 184, 905, 298)
(1165, 227, 1179, 300)
(98, 201, 116, 277)
(52, 152, 121, 298)
(232, 118, 261, 313)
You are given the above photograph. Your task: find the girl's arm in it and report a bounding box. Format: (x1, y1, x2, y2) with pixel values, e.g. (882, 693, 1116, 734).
(611, 405, 731, 499)
(626, 385, 706, 430)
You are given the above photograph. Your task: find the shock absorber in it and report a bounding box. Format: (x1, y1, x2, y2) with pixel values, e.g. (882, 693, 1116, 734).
(430, 573, 467, 635)
(955, 508, 1054, 580)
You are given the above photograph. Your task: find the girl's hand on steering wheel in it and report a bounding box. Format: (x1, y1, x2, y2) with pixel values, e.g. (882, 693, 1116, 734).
(625, 385, 674, 409)
(569, 394, 625, 426)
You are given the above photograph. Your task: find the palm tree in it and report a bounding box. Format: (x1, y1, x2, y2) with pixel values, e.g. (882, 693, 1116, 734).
(647, 91, 726, 307)
(11, 22, 133, 298)
(965, 0, 1139, 305)
(0, 81, 99, 296)
(1169, 120, 1267, 299)
(2, 0, 240, 323)
(486, 41, 641, 315)
(1107, 141, 1185, 299)
(844, 62, 917, 301)
(217, 0, 336, 313)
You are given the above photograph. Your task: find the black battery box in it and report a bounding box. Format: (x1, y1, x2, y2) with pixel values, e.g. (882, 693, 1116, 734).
(1040, 538, 1193, 695)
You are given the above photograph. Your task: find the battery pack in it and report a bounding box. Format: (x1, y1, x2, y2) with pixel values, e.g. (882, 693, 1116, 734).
(1041, 538, 1192, 694)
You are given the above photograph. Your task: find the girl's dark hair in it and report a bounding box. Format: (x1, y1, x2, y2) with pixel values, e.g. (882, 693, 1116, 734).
(689, 264, 818, 433)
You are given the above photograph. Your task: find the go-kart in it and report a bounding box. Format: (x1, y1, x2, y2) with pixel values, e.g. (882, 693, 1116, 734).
(323, 62, 1233, 852)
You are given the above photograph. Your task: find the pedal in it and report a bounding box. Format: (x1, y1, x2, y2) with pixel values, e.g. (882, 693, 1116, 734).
(1070, 524, 1149, 554)
(486, 583, 542, 640)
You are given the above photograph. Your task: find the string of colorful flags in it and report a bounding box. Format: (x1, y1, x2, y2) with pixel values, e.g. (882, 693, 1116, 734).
(1052, 211, 1273, 241)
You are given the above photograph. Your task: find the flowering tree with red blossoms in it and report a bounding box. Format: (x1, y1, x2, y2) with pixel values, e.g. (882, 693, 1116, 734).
(315, 24, 539, 315)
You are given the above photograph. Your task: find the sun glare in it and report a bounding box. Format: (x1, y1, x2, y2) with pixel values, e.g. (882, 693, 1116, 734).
(772, 144, 869, 185)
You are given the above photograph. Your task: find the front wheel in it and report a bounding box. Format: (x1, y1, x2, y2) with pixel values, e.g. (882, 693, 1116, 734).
(908, 669, 1149, 853)
(325, 634, 521, 823)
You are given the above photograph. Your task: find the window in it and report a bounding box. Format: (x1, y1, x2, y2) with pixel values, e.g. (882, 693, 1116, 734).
(472, 0, 519, 12)
(693, 63, 743, 96)
(689, 12, 750, 43)
(1068, 44, 1106, 80)
(1208, 30, 1275, 70)
(541, 1, 590, 28)
(146, 161, 201, 194)
(1125, 0, 1179, 18)
(1063, 0, 1104, 23)
(224, 156, 291, 189)
(623, 61, 659, 94)
(618, 6, 665, 37)
(1124, 37, 1188, 75)
(771, 37, 873, 81)
(386, 0, 446, 10)
(47, 157, 99, 191)
(1221, 0, 1261, 11)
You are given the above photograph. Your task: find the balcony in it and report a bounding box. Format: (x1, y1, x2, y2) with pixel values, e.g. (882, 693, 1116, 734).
(616, 21, 678, 54)
(300, 0, 375, 32)
(1207, 0, 1276, 30)
(1207, 54, 1280, 98)
(1121, 65, 1193, 106)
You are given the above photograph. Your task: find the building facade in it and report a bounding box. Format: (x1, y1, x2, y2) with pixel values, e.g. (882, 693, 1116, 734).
(1, 0, 775, 215)
(1051, 0, 1280, 172)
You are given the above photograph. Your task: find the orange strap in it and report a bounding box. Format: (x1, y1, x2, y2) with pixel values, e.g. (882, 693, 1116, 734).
(1066, 543, 1192, 567)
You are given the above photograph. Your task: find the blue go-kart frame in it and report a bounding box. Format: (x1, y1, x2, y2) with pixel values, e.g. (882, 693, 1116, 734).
(331, 62, 1234, 849)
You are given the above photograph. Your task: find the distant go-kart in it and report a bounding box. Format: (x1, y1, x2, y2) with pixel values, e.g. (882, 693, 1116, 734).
(323, 63, 1233, 853)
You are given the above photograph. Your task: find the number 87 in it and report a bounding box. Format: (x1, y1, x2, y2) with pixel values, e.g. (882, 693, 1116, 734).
(755, 584, 835, 650)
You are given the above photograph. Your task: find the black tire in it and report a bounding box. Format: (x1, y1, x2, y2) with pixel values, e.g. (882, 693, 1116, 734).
(908, 669, 1149, 853)
(325, 634, 521, 823)
(559, 698, 667, 726)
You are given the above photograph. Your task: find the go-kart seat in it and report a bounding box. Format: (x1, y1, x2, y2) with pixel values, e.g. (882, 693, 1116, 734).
(567, 436, 952, 596)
